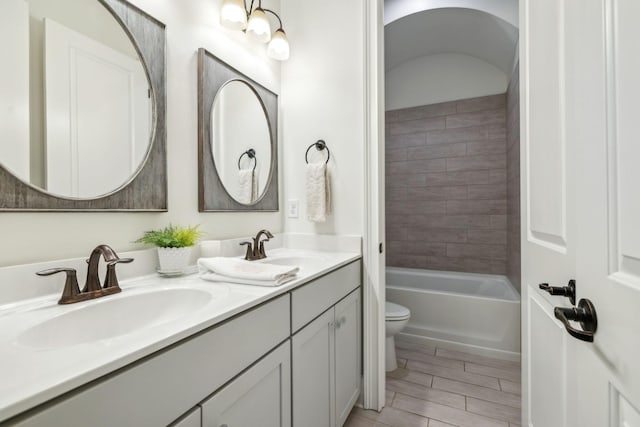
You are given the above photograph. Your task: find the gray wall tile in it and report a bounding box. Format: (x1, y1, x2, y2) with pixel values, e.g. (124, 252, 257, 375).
(386, 93, 516, 276)
(446, 109, 506, 129)
(407, 143, 467, 160)
(389, 117, 446, 135)
(446, 155, 507, 172)
(427, 125, 488, 145)
(467, 139, 507, 155)
(456, 94, 506, 113)
(467, 184, 508, 200)
(387, 158, 447, 175)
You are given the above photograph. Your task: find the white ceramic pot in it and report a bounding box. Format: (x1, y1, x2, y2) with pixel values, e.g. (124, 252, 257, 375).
(157, 247, 191, 272)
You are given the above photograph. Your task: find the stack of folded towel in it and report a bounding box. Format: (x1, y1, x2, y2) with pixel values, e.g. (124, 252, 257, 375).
(197, 257, 299, 287)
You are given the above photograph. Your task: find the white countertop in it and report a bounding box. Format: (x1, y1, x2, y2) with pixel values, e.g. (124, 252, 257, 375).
(0, 248, 361, 422)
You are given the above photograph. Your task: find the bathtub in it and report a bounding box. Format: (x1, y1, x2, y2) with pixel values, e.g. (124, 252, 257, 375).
(386, 267, 521, 360)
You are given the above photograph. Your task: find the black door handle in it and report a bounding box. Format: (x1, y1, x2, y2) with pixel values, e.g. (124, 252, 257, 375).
(539, 280, 576, 305)
(554, 298, 598, 342)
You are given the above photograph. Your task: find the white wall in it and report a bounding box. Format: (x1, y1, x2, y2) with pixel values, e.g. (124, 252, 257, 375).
(0, 0, 283, 267)
(280, 0, 365, 236)
(385, 53, 508, 110)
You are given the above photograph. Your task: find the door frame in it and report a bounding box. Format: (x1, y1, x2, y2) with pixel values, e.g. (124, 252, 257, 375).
(362, 0, 386, 412)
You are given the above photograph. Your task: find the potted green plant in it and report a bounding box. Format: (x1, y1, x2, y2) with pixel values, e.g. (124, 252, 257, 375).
(136, 224, 204, 272)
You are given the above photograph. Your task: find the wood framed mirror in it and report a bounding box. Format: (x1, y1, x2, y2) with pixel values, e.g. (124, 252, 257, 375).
(0, 0, 166, 211)
(197, 48, 278, 212)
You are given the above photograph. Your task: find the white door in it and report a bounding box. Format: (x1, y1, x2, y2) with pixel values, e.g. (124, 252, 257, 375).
(522, 1, 640, 426)
(44, 18, 150, 198)
(334, 289, 362, 427)
(364, 0, 387, 412)
(0, 0, 30, 179)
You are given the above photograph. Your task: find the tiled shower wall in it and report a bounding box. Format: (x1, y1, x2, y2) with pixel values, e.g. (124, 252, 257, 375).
(385, 94, 509, 274)
(506, 64, 521, 290)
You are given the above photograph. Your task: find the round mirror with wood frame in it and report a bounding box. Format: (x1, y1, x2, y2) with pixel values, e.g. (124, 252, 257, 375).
(0, 0, 166, 211)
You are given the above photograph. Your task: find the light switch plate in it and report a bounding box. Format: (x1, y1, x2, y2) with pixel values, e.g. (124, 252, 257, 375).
(287, 199, 299, 218)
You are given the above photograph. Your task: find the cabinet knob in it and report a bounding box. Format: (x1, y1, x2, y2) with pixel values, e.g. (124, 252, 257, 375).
(335, 316, 347, 328)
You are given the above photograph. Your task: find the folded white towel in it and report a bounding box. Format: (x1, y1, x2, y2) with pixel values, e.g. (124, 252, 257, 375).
(197, 257, 299, 287)
(198, 272, 297, 287)
(238, 169, 258, 204)
(306, 163, 331, 222)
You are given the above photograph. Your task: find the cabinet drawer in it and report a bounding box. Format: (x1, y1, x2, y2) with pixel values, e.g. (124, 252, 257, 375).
(10, 295, 290, 427)
(291, 260, 361, 333)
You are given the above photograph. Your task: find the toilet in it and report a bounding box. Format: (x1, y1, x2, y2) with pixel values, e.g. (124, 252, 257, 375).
(385, 301, 411, 372)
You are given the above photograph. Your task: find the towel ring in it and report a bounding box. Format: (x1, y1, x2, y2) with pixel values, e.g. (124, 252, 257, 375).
(305, 140, 330, 165)
(238, 149, 257, 172)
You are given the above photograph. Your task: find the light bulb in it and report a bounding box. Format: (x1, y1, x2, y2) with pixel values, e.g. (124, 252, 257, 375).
(220, 0, 247, 31)
(268, 29, 290, 60)
(246, 8, 271, 43)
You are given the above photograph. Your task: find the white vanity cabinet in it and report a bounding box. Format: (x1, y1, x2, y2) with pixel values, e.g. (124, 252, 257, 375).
(3, 259, 362, 427)
(10, 295, 290, 427)
(292, 286, 361, 427)
(201, 341, 291, 427)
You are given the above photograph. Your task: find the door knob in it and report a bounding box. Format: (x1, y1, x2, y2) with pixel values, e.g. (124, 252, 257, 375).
(554, 298, 598, 342)
(539, 280, 576, 305)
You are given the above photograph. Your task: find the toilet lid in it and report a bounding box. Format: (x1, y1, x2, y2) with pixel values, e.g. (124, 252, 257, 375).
(386, 301, 410, 320)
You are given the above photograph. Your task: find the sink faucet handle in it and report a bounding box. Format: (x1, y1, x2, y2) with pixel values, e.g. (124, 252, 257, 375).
(258, 229, 274, 241)
(36, 268, 81, 305)
(239, 241, 255, 260)
(110, 257, 134, 265)
(103, 258, 134, 290)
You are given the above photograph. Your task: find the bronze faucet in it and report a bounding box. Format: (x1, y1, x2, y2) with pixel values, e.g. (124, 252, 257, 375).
(37, 244, 133, 304)
(239, 229, 274, 261)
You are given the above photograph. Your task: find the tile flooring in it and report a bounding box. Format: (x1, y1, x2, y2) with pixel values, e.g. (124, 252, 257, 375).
(346, 338, 521, 427)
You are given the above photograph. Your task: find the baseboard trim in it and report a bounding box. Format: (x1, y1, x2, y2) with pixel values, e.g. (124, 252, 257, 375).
(397, 332, 521, 362)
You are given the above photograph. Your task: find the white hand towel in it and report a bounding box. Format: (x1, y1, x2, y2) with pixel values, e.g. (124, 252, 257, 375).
(197, 257, 299, 286)
(306, 163, 331, 222)
(251, 170, 259, 202)
(238, 169, 255, 204)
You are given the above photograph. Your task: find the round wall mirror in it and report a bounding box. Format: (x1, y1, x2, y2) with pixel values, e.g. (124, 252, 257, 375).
(210, 80, 272, 205)
(0, 0, 153, 199)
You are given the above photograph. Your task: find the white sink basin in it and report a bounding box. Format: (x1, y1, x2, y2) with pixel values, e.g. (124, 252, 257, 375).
(17, 288, 212, 349)
(261, 255, 328, 270)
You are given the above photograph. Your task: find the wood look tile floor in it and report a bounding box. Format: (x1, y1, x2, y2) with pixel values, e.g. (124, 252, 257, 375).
(346, 338, 521, 427)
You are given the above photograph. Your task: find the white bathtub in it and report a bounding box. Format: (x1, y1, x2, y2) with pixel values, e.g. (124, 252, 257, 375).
(386, 267, 521, 360)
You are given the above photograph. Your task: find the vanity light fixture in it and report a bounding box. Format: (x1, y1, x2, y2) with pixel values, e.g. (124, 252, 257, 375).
(220, 0, 290, 60)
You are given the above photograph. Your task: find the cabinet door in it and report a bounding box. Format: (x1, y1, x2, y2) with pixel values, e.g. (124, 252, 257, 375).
(292, 309, 335, 427)
(170, 407, 201, 427)
(201, 341, 291, 427)
(334, 289, 361, 427)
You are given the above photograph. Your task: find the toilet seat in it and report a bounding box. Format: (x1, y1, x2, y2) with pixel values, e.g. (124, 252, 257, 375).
(385, 301, 410, 321)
